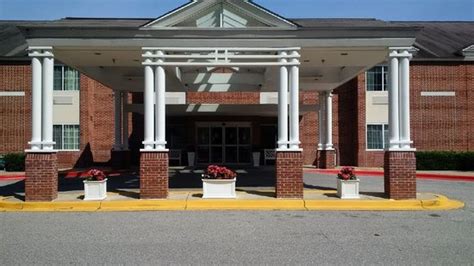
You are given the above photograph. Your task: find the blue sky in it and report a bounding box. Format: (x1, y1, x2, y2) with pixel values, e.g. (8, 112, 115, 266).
(0, 0, 472, 21)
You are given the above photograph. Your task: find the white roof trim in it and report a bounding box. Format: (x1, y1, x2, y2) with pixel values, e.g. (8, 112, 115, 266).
(141, 1, 199, 28)
(462, 44, 474, 59)
(141, 0, 297, 29)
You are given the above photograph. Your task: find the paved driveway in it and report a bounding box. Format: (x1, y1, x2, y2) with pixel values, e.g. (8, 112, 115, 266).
(1, 173, 473, 265)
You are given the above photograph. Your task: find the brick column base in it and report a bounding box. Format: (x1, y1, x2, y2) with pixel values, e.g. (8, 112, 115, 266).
(140, 152, 169, 199)
(317, 149, 336, 169)
(276, 151, 303, 199)
(384, 151, 417, 200)
(111, 149, 131, 170)
(25, 152, 58, 202)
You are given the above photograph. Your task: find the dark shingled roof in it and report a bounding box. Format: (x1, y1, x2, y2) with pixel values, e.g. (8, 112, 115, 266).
(0, 18, 473, 59)
(396, 22, 474, 58)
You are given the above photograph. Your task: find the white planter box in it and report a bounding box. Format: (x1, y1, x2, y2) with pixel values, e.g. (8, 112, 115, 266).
(337, 179, 360, 199)
(83, 179, 107, 201)
(202, 178, 236, 199)
(187, 152, 195, 167)
(252, 152, 261, 167)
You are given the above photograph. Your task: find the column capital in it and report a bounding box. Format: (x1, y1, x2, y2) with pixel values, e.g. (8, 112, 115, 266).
(28, 46, 54, 58)
(388, 47, 414, 59)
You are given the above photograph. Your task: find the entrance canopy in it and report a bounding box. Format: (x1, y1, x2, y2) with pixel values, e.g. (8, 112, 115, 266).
(17, 0, 418, 94)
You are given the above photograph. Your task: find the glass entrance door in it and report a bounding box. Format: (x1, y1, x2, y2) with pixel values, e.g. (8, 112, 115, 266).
(196, 123, 251, 164)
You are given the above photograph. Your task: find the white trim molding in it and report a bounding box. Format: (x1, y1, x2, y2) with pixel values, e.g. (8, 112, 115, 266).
(0, 91, 25, 97)
(421, 91, 456, 97)
(462, 44, 474, 60)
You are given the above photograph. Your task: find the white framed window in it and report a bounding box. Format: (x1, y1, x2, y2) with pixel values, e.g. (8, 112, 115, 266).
(366, 124, 389, 150)
(54, 66, 80, 91)
(53, 124, 80, 150)
(366, 66, 388, 91)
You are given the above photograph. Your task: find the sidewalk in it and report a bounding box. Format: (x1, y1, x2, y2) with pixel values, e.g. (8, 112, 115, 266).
(305, 168, 474, 182)
(0, 188, 464, 212)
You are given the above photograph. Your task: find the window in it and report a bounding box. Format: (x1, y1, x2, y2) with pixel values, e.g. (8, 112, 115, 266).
(366, 66, 388, 91)
(54, 66, 80, 91)
(53, 125, 80, 150)
(367, 124, 389, 150)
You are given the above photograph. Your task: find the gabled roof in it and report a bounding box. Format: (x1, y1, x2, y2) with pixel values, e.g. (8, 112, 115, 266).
(0, 18, 471, 60)
(394, 21, 474, 58)
(141, 0, 297, 29)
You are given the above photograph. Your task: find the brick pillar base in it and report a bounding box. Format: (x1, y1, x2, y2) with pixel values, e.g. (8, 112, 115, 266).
(25, 152, 58, 202)
(276, 151, 303, 199)
(140, 151, 168, 199)
(384, 151, 417, 200)
(111, 149, 131, 170)
(317, 150, 336, 169)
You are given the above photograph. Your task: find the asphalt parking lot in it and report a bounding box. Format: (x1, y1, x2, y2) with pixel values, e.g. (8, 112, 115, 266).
(1, 173, 473, 265)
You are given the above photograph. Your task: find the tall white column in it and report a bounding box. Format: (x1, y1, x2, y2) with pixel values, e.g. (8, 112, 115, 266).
(318, 92, 326, 150)
(325, 91, 334, 150)
(41, 53, 54, 150)
(388, 50, 400, 150)
(399, 50, 412, 149)
(122, 92, 129, 150)
(289, 51, 301, 150)
(143, 51, 155, 150)
(277, 51, 289, 150)
(155, 50, 167, 151)
(30, 54, 43, 151)
(113, 90, 122, 150)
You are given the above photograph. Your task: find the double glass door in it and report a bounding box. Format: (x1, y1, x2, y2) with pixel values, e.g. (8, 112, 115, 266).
(197, 123, 252, 164)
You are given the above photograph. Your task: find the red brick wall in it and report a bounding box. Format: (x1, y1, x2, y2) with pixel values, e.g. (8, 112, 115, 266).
(140, 152, 169, 199)
(411, 62, 474, 151)
(276, 151, 303, 198)
(187, 92, 260, 104)
(0, 65, 30, 153)
(355, 62, 474, 167)
(384, 151, 416, 199)
(2, 62, 472, 169)
(25, 152, 58, 201)
(0, 64, 115, 169)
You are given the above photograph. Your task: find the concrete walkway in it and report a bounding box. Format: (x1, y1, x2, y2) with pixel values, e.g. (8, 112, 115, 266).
(0, 167, 466, 211)
(0, 187, 464, 212)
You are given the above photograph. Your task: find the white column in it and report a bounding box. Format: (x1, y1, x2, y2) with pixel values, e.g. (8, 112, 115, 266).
(30, 54, 43, 151)
(277, 51, 289, 150)
(318, 92, 326, 150)
(122, 92, 129, 150)
(155, 50, 167, 151)
(289, 51, 301, 150)
(388, 50, 400, 150)
(41, 52, 54, 151)
(113, 90, 122, 150)
(325, 91, 334, 150)
(399, 50, 412, 149)
(142, 51, 155, 150)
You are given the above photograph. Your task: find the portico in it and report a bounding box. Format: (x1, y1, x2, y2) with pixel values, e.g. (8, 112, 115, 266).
(20, 0, 419, 201)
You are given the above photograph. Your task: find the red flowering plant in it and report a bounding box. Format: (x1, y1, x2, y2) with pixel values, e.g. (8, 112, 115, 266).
(337, 167, 357, 181)
(84, 169, 107, 181)
(202, 165, 237, 180)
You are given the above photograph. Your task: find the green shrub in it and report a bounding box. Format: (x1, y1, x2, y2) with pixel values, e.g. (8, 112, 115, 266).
(416, 151, 474, 171)
(3, 153, 26, 172)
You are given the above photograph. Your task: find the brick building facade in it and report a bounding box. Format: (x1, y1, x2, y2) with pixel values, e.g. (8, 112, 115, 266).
(0, 0, 472, 201)
(2, 61, 472, 169)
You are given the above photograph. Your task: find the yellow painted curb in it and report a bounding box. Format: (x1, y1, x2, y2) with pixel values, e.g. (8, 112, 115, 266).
(99, 200, 186, 211)
(0, 193, 465, 212)
(21, 201, 101, 212)
(186, 199, 305, 211)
